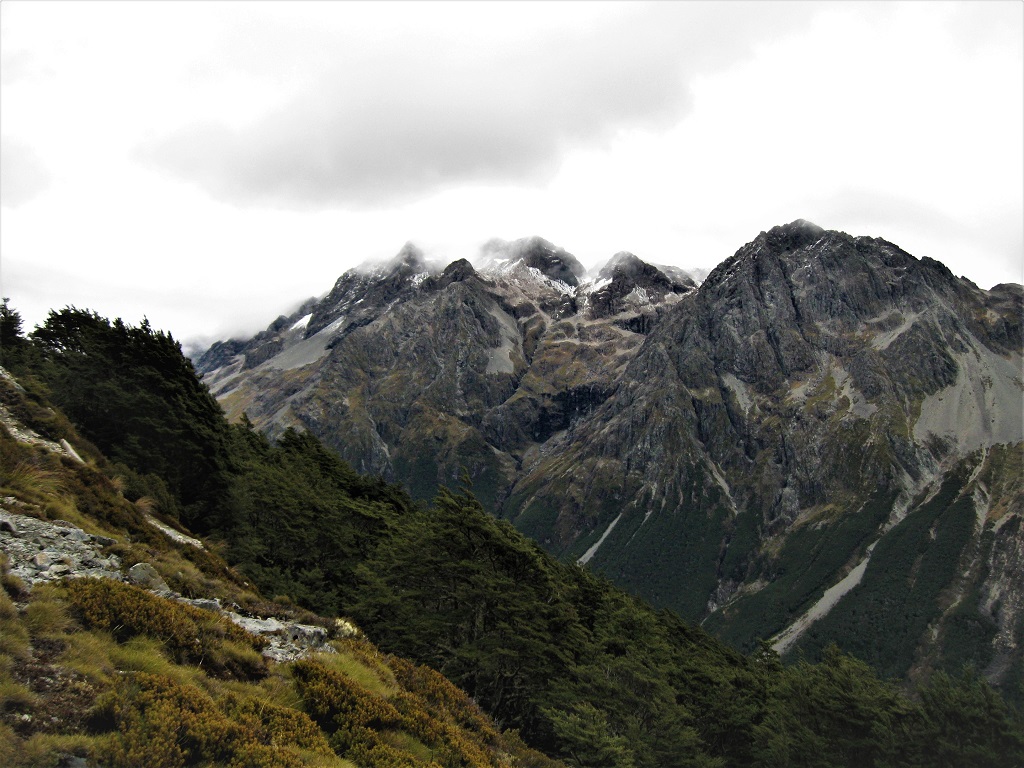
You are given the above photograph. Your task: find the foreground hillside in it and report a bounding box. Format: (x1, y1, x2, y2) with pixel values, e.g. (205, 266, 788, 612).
(194, 222, 1024, 702)
(2, 305, 1023, 766)
(0, 364, 557, 768)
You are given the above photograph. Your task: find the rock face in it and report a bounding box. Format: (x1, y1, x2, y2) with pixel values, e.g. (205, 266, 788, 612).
(196, 222, 1024, 694)
(126, 562, 171, 594)
(197, 237, 695, 511)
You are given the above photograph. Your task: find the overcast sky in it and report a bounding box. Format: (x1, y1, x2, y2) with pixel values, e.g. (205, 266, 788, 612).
(2, 1, 1021, 352)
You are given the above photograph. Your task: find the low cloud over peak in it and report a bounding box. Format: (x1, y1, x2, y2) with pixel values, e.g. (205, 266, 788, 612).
(139, 3, 812, 209)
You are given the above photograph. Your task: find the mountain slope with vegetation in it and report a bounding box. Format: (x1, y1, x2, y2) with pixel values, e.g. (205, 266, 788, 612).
(0, 324, 557, 768)
(193, 222, 1024, 704)
(1, 304, 1022, 766)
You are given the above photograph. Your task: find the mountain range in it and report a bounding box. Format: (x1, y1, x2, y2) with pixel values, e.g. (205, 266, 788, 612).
(2, 236, 1023, 766)
(196, 220, 1024, 700)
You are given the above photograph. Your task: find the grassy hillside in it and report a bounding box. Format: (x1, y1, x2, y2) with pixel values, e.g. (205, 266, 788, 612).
(0, 353, 557, 767)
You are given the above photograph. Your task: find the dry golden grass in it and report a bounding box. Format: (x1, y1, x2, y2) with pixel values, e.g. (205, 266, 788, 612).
(133, 495, 157, 515)
(0, 461, 63, 501)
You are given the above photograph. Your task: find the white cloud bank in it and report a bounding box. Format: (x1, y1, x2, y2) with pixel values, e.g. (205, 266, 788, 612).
(138, 3, 811, 208)
(0, 1, 1020, 346)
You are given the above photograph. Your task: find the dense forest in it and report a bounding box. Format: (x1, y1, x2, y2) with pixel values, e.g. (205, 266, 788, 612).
(2, 303, 1022, 767)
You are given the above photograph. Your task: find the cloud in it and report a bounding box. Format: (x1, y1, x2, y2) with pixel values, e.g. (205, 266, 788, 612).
(0, 137, 51, 208)
(139, 2, 813, 209)
(815, 189, 976, 241)
(812, 188, 1023, 289)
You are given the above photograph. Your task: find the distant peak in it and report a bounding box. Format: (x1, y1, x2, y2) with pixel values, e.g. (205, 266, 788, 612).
(754, 219, 827, 255)
(393, 241, 426, 268)
(785, 218, 823, 233)
(597, 252, 646, 280)
(478, 236, 586, 287)
(439, 258, 476, 284)
(766, 219, 825, 240)
(515, 238, 586, 287)
(365, 242, 430, 279)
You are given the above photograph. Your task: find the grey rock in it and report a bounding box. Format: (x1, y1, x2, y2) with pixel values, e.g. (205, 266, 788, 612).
(0, 519, 17, 535)
(31, 552, 51, 569)
(126, 562, 170, 593)
(187, 598, 222, 612)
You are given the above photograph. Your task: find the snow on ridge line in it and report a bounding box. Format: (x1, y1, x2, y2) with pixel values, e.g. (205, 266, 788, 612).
(289, 313, 312, 331)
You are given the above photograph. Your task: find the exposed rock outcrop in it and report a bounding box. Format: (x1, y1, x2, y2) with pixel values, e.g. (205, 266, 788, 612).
(0, 505, 335, 663)
(0, 507, 122, 585)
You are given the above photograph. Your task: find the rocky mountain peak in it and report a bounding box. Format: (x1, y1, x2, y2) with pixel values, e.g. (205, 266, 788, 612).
(597, 251, 694, 289)
(597, 251, 645, 280)
(383, 241, 429, 275)
(291, 243, 436, 340)
(584, 252, 694, 321)
(424, 258, 478, 291)
(517, 237, 586, 287)
(191, 221, 1023, 706)
(761, 219, 826, 251)
(479, 236, 586, 287)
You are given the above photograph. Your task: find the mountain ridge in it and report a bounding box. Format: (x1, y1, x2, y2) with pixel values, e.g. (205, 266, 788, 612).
(195, 221, 1024, 701)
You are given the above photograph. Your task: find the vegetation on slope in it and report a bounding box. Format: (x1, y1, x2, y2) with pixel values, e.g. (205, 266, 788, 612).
(0, 333, 557, 768)
(1, 567, 548, 768)
(1, 304, 1022, 767)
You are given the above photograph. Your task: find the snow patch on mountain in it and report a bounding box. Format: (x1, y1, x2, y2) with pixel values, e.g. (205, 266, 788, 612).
(289, 313, 312, 331)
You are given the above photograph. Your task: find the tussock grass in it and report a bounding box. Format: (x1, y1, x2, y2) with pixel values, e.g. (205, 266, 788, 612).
(0, 578, 18, 622)
(59, 631, 120, 685)
(379, 730, 435, 761)
(24, 584, 74, 638)
(40, 497, 88, 529)
(107, 635, 183, 678)
(0, 554, 25, 606)
(0, 591, 29, 660)
(0, 731, 108, 768)
(133, 495, 157, 515)
(312, 647, 395, 698)
(0, 461, 63, 502)
(0, 677, 36, 713)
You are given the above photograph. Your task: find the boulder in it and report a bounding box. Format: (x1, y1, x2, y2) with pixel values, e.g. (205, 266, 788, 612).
(127, 562, 170, 593)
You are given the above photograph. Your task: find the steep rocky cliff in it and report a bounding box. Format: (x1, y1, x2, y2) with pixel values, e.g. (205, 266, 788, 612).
(198, 236, 694, 511)
(196, 222, 1024, 697)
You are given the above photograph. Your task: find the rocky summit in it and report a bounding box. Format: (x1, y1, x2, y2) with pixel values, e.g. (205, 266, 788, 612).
(196, 221, 1024, 698)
